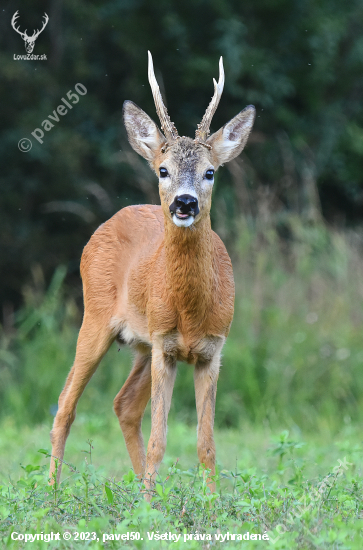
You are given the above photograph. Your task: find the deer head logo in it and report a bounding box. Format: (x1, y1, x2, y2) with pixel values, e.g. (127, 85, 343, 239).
(11, 11, 49, 54)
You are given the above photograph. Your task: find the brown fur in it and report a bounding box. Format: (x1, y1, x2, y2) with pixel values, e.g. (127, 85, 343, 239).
(49, 65, 255, 496)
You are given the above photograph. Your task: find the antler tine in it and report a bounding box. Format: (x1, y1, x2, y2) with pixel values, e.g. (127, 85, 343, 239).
(11, 10, 18, 25)
(148, 51, 178, 142)
(11, 11, 26, 38)
(33, 13, 49, 39)
(195, 57, 225, 143)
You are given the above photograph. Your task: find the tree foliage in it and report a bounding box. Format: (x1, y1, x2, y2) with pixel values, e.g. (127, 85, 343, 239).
(1, 0, 363, 307)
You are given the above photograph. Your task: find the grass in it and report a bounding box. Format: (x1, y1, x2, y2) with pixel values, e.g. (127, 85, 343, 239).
(0, 417, 362, 548)
(1, 217, 363, 547)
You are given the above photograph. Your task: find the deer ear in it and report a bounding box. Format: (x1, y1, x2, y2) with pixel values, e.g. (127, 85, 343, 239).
(123, 100, 166, 162)
(207, 105, 255, 167)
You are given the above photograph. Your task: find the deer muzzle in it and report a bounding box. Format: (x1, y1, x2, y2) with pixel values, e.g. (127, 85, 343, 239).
(169, 194, 200, 220)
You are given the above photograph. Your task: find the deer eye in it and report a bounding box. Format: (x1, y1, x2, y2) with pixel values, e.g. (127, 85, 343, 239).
(159, 167, 169, 178)
(205, 169, 214, 180)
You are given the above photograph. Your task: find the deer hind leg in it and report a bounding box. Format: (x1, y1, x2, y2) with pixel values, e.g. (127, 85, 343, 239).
(144, 347, 177, 494)
(49, 315, 113, 484)
(194, 348, 222, 494)
(113, 351, 151, 477)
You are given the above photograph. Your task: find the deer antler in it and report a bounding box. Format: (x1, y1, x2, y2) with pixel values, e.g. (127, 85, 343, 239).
(148, 51, 179, 142)
(11, 11, 27, 39)
(31, 13, 49, 40)
(195, 57, 225, 143)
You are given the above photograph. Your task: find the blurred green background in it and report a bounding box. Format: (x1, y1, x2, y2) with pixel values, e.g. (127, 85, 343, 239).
(1, 0, 363, 433)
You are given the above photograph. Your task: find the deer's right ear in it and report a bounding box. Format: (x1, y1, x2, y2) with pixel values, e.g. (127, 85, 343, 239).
(123, 100, 166, 162)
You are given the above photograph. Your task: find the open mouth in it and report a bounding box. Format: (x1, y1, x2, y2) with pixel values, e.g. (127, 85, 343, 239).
(175, 211, 193, 220)
(172, 211, 195, 227)
(169, 194, 199, 227)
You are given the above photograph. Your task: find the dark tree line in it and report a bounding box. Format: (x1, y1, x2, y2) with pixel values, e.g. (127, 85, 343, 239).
(1, 0, 363, 310)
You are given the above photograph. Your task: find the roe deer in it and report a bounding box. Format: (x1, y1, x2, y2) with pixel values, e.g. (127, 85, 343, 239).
(49, 52, 255, 494)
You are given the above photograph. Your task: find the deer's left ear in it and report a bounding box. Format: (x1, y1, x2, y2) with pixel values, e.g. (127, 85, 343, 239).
(207, 105, 256, 167)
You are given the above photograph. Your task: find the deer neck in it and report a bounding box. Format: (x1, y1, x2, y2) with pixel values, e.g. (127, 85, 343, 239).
(163, 215, 214, 335)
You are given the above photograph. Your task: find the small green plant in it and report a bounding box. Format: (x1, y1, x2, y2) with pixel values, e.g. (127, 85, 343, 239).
(269, 430, 305, 466)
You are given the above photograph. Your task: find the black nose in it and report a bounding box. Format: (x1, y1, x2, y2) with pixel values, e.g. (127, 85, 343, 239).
(169, 194, 199, 216)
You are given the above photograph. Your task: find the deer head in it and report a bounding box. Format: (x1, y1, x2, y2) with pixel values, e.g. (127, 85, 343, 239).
(123, 52, 255, 228)
(11, 11, 49, 54)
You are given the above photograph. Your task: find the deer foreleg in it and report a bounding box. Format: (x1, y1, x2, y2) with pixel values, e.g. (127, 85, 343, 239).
(194, 348, 222, 494)
(144, 347, 177, 494)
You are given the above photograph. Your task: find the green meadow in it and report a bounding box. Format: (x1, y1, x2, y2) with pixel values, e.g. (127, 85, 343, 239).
(1, 220, 363, 548)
